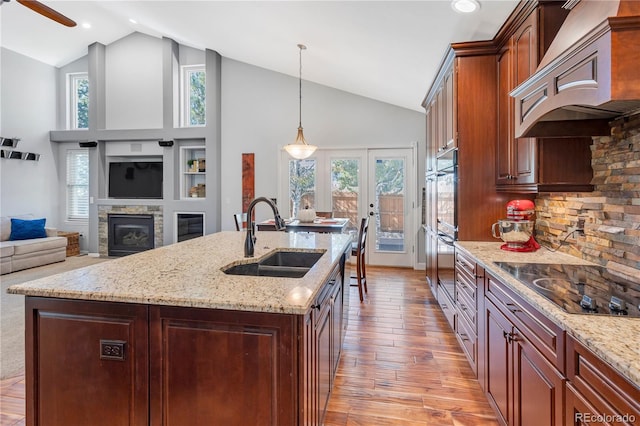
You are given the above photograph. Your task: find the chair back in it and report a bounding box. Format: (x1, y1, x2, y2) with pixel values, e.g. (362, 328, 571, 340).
(356, 216, 369, 254)
(233, 213, 247, 231)
(316, 211, 333, 218)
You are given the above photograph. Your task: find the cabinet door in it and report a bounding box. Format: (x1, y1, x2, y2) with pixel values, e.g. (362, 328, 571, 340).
(511, 13, 537, 185)
(425, 229, 438, 296)
(496, 48, 513, 186)
(485, 299, 512, 426)
(435, 88, 446, 154)
(565, 384, 609, 426)
(331, 279, 343, 378)
(426, 108, 436, 175)
(149, 306, 297, 425)
(315, 299, 332, 425)
(25, 298, 149, 426)
(444, 68, 456, 151)
(512, 330, 565, 426)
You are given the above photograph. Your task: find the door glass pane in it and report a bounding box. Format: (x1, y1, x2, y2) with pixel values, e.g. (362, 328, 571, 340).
(374, 158, 405, 252)
(331, 159, 359, 225)
(288, 158, 316, 219)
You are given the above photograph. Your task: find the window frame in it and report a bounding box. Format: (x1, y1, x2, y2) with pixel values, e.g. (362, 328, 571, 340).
(67, 72, 89, 130)
(180, 64, 206, 127)
(66, 149, 89, 221)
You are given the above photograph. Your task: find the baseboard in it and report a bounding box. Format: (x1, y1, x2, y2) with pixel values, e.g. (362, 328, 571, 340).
(88, 252, 100, 258)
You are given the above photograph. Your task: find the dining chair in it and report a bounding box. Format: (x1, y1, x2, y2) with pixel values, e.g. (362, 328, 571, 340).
(350, 216, 369, 302)
(315, 211, 333, 218)
(233, 213, 247, 231)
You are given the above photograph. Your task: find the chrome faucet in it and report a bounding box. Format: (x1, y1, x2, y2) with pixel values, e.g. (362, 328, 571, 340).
(245, 197, 286, 257)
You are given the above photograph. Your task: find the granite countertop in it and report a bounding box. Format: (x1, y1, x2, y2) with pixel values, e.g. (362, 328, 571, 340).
(8, 231, 352, 315)
(456, 241, 640, 388)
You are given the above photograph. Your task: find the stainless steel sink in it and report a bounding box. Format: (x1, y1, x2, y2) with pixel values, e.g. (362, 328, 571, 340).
(222, 250, 325, 278)
(259, 250, 324, 268)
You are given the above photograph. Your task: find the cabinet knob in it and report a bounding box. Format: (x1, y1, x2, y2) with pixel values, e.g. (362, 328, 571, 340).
(311, 304, 321, 310)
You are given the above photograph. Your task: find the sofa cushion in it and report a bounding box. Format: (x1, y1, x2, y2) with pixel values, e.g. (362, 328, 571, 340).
(0, 242, 15, 258)
(1, 214, 34, 241)
(10, 236, 67, 256)
(10, 218, 47, 240)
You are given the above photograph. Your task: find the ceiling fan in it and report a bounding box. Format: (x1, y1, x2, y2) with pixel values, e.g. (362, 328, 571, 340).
(1, 0, 77, 27)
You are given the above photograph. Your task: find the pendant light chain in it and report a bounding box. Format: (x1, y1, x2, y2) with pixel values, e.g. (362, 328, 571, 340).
(298, 44, 305, 129)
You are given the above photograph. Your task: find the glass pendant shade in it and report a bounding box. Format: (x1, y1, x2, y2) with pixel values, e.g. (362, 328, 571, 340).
(285, 44, 317, 160)
(285, 127, 317, 159)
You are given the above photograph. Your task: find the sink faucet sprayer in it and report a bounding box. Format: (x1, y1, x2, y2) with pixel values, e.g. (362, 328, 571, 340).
(245, 197, 286, 257)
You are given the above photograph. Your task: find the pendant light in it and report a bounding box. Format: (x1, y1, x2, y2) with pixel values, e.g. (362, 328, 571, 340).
(284, 44, 317, 160)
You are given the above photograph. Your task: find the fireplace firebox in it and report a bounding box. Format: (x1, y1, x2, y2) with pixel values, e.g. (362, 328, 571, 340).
(108, 214, 155, 256)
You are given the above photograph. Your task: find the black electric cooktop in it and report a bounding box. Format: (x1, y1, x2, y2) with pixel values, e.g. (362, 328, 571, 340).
(493, 262, 640, 318)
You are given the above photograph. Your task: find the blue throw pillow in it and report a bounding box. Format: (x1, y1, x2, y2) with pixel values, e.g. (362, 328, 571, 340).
(9, 218, 47, 240)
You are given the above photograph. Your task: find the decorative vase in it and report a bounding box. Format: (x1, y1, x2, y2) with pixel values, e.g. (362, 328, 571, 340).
(297, 208, 316, 223)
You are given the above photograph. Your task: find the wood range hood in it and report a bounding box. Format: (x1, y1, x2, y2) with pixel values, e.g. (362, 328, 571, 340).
(511, 0, 640, 138)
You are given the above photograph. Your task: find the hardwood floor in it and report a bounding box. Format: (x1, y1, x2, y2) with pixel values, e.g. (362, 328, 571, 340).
(325, 266, 497, 425)
(0, 266, 497, 425)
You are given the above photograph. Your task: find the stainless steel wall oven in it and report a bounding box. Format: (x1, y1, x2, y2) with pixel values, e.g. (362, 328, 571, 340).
(435, 149, 457, 304)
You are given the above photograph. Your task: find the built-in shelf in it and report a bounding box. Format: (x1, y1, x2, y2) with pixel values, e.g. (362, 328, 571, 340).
(180, 146, 206, 199)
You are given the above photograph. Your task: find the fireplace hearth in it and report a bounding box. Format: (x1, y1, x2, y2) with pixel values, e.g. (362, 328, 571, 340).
(108, 214, 155, 256)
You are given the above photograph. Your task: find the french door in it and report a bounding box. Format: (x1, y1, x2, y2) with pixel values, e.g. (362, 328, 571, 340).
(280, 147, 414, 267)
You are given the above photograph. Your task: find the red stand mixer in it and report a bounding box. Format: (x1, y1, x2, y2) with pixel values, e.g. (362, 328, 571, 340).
(491, 200, 540, 252)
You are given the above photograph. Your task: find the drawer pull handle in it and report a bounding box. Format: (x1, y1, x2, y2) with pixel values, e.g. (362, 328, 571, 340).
(505, 303, 521, 313)
(459, 333, 470, 341)
(502, 331, 519, 344)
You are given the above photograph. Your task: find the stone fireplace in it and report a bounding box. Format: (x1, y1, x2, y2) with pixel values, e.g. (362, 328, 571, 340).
(98, 205, 163, 257)
(108, 214, 154, 256)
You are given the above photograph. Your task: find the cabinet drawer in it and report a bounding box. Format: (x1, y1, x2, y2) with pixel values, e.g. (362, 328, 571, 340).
(566, 335, 640, 424)
(455, 250, 476, 282)
(456, 285, 476, 330)
(486, 273, 565, 372)
(456, 312, 477, 374)
(456, 268, 477, 302)
(437, 285, 456, 331)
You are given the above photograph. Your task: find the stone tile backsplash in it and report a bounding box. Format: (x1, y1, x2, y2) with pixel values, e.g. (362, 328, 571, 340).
(535, 113, 640, 271)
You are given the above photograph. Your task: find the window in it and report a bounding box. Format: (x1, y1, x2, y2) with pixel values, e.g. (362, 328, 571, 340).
(181, 65, 206, 126)
(288, 158, 316, 219)
(66, 150, 89, 220)
(68, 73, 89, 129)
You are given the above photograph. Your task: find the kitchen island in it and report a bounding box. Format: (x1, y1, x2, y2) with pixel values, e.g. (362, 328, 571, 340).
(8, 231, 353, 426)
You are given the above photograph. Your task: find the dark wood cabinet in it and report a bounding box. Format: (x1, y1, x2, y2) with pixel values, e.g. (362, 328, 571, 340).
(484, 274, 565, 426)
(454, 249, 481, 376)
(25, 253, 348, 426)
(149, 306, 297, 425)
(565, 335, 640, 426)
(25, 298, 149, 426)
(495, 1, 593, 193)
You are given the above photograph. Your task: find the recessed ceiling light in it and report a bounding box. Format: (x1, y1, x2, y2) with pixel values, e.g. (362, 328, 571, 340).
(81, 22, 92, 29)
(129, 18, 138, 24)
(451, 0, 480, 13)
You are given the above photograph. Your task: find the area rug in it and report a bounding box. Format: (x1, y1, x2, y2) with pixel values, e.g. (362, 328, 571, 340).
(0, 255, 109, 379)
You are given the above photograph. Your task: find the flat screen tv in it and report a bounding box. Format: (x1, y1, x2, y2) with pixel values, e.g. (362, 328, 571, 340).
(109, 162, 163, 199)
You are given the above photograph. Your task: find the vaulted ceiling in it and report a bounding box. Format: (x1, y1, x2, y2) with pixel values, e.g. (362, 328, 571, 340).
(0, 0, 518, 111)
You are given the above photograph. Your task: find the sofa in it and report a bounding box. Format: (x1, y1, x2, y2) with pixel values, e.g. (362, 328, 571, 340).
(0, 215, 68, 275)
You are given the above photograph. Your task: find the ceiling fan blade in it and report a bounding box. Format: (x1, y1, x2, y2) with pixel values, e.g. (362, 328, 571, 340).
(16, 0, 77, 27)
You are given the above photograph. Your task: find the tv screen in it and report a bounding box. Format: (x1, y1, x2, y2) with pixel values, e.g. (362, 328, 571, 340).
(109, 162, 163, 199)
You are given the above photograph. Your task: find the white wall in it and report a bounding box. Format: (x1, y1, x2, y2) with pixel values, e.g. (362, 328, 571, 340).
(220, 58, 425, 229)
(105, 33, 163, 130)
(0, 48, 60, 225)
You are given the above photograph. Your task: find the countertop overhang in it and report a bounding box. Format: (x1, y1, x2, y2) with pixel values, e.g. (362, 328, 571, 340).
(7, 231, 353, 315)
(456, 241, 639, 389)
